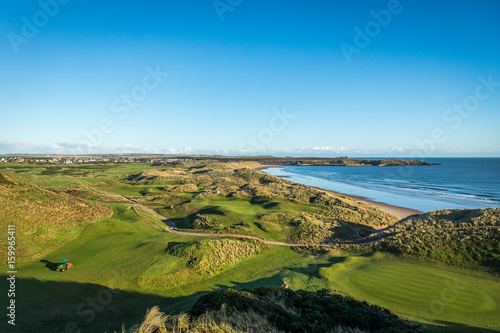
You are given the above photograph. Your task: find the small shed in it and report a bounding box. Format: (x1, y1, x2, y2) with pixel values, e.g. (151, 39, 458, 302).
(214, 187, 223, 194)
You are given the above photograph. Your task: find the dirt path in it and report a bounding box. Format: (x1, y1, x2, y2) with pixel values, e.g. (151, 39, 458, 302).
(122, 196, 499, 248)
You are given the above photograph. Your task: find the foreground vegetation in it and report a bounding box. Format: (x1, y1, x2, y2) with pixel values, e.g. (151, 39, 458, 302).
(126, 287, 424, 333)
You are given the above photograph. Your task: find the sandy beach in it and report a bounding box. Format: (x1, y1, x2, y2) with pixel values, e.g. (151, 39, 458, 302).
(250, 164, 285, 170)
(338, 192, 422, 218)
(251, 164, 422, 219)
(311, 186, 422, 219)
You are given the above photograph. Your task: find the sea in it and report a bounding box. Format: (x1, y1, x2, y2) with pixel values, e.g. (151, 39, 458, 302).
(262, 158, 500, 213)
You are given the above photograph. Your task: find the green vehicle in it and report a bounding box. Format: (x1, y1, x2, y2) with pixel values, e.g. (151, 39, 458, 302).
(56, 259, 73, 272)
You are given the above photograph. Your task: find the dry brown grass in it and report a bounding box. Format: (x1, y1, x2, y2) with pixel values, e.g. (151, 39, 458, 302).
(122, 305, 368, 333)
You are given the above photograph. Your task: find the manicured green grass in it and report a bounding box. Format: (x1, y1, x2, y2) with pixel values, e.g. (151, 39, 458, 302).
(318, 255, 500, 330)
(350, 264, 494, 314)
(94, 183, 165, 196)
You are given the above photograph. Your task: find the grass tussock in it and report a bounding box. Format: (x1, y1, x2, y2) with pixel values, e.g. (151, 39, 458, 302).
(125, 305, 368, 333)
(170, 238, 266, 275)
(125, 304, 280, 333)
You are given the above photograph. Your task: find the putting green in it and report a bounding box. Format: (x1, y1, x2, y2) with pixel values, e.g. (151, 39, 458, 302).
(350, 264, 495, 314)
(320, 257, 500, 329)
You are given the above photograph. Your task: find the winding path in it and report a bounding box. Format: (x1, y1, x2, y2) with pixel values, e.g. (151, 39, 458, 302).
(122, 196, 499, 248)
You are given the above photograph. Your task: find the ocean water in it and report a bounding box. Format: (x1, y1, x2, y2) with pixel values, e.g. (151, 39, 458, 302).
(262, 158, 500, 212)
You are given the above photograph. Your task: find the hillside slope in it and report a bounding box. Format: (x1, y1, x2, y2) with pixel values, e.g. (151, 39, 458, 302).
(0, 173, 112, 261)
(368, 208, 500, 272)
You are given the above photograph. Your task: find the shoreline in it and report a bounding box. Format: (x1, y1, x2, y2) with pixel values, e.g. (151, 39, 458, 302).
(250, 164, 285, 170)
(316, 187, 423, 219)
(252, 165, 423, 219)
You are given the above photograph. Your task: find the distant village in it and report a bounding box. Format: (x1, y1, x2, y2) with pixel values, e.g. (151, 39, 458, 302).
(0, 155, 431, 167)
(0, 155, 351, 165)
(0, 156, 190, 164)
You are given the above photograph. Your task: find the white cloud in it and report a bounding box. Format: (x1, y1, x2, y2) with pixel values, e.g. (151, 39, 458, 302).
(1, 140, 498, 157)
(0, 140, 192, 155)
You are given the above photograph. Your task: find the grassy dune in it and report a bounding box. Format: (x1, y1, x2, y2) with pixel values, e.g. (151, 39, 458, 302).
(0, 173, 112, 261)
(138, 238, 268, 289)
(365, 209, 500, 272)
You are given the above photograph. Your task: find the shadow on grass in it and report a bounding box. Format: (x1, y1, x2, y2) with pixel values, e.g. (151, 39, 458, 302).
(0, 269, 492, 333)
(165, 241, 183, 251)
(286, 256, 343, 279)
(0, 277, 209, 333)
(40, 259, 59, 271)
(0, 266, 283, 333)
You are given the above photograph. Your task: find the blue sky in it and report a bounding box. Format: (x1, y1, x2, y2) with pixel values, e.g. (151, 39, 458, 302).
(1, 0, 499, 156)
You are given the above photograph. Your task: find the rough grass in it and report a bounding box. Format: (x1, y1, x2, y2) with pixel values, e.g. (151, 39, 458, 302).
(189, 287, 422, 333)
(0, 173, 112, 261)
(125, 300, 370, 333)
(377, 228, 500, 273)
(169, 238, 267, 275)
(138, 238, 268, 290)
(389, 208, 500, 231)
(365, 208, 500, 273)
(50, 180, 131, 203)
